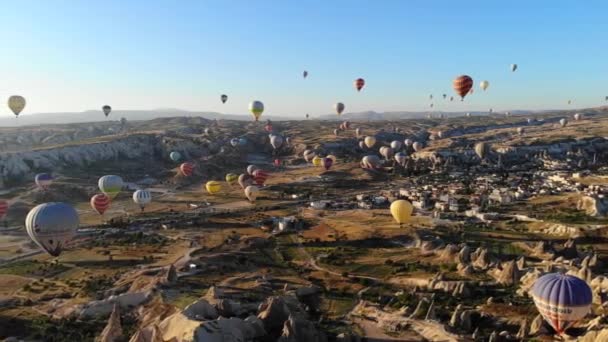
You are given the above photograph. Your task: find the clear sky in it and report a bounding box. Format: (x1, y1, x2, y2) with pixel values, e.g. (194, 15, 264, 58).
(1, 0, 607, 117)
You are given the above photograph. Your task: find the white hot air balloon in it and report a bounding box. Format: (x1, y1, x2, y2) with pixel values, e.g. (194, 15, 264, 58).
(394, 152, 407, 166)
(244, 185, 259, 202)
(390, 140, 402, 150)
(574, 113, 582, 121)
(560, 118, 568, 127)
(133, 189, 152, 211)
(25, 202, 79, 257)
(412, 142, 423, 152)
(480, 80, 489, 91)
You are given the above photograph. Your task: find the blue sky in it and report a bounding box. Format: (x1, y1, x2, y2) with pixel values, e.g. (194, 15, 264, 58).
(0, 0, 607, 117)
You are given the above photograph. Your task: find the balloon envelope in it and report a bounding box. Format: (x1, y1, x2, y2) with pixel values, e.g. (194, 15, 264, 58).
(133, 190, 152, 210)
(205, 181, 222, 195)
(364, 136, 376, 148)
(221, 94, 228, 104)
(35, 173, 53, 190)
(170, 151, 182, 162)
(453, 75, 473, 99)
(238, 174, 253, 189)
(180, 162, 195, 177)
(334, 102, 345, 116)
(511, 64, 518, 72)
(249, 101, 264, 121)
(247, 165, 259, 175)
(312, 156, 323, 167)
(98, 175, 124, 199)
(322, 157, 333, 171)
(394, 152, 407, 166)
(480, 80, 490, 91)
(91, 194, 110, 215)
(25, 202, 78, 257)
(0, 200, 8, 219)
(354, 78, 365, 91)
(531, 273, 592, 335)
(252, 169, 269, 186)
(225, 173, 238, 185)
(270, 135, 284, 149)
(474, 142, 489, 159)
(245, 185, 259, 202)
(8, 95, 26, 116)
(390, 200, 413, 225)
(102, 105, 112, 117)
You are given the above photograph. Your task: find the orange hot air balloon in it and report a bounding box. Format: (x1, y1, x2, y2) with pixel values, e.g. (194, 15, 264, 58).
(453, 75, 473, 100)
(354, 78, 365, 92)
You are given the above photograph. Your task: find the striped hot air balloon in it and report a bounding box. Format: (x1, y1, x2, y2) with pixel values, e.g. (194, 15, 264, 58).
(252, 169, 269, 186)
(354, 78, 365, 91)
(453, 75, 473, 100)
(35, 173, 54, 190)
(90, 194, 110, 215)
(133, 189, 152, 211)
(531, 273, 592, 335)
(180, 162, 195, 177)
(0, 200, 8, 220)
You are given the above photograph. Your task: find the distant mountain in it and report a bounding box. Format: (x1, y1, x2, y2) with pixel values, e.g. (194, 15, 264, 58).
(317, 109, 539, 121)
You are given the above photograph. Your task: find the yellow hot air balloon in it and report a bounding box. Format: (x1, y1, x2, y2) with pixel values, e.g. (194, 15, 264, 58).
(364, 136, 376, 148)
(8, 95, 26, 117)
(312, 156, 323, 167)
(390, 200, 413, 227)
(225, 173, 238, 186)
(205, 181, 222, 194)
(249, 101, 264, 121)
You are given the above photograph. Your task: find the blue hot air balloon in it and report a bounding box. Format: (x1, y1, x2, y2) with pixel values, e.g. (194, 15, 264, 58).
(169, 151, 181, 162)
(531, 273, 592, 335)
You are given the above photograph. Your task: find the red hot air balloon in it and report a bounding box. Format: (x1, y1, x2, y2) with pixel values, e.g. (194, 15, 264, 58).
(322, 157, 333, 171)
(453, 75, 473, 100)
(91, 194, 110, 215)
(274, 159, 281, 167)
(252, 169, 269, 186)
(0, 200, 8, 219)
(180, 162, 195, 177)
(354, 78, 365, 92)
(264, 124, 273, 133)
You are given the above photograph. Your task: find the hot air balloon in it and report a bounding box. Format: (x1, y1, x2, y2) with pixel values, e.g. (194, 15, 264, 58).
(517, 127, 525, 135)
(380, 146, 394, 160)
(412, 142, 423, 152)
(25, 202, 78, 257)
(394, 152, 407, 166)
(364, 136, 376, 148)
(326, 155, 337, 163)
(312, 156, 323, 167)
(180, 162, 195, 177)
(354, 78, 365, 91)
(333, 129, 340, 136)
(170, 151, 182, 162)
(390, 200, 413, 227)
(404, 139, 413, 147)
(442, 94, 447, 99)
(133, 190, 152, 211)
(306, 113, 310, 119)
(90, 194, 110, 215)
(574, 113, 582, 121)
(390, 140, 403, 150)
(238, 174, 253, 189)
(430, 103, 434, 108)
(205, 181, 222, 195)
(361, 155, 381, 169)
(98, 175, 124, 199)
(249, 101, 264, 121)
(265, 123, 273, 133)
(221, 94, 228, 104)
(245, 185, 259, 202)
(567, 100, 572, 105)
(230, 138, 240, 147)
(358, 141, 366, 149)
(453, 75, 473, 100)
(274, 159, 282, 167)
(429, 94, 433, 100)
(226, 173, 238, 186)
(527, 118, 534, 124)
(449, 96, 454, 102)
(252, 169, 269, 186)
(285, 137, 291, 145)
(335, 102, 345, 116)
(322, 157, 333, 171)
(247, 165, 259, 175)
(35, 173, 53, 190)
(531, 273, 592, 335)
(480, 80, 490, 91)
(102, 105, 112, 117)
(465, 112, 471, 117)
(474, 142, 489, 160)
(560, 118, 568, 127)
(270, 135, 283, 150)
(0, 200, 8, 220)
(343, 121, 351, 129)
(303, 70, 308, 78)
(8, 95, 26, 117)
(355, 128, 362, 137)
(511, 64, 518, 72)
(303, 150, 316, 163)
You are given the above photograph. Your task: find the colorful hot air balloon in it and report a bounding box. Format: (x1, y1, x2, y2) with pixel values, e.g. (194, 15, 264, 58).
(303, 70, 308, 78)
(312, 156, 323, 167)
(0, 200, 8, 220)
(364, 136, 376, 148)
(221, 94, 228, 104)
(270, 135, 284, 149)
(390, 200, 413, 227)
(480, 80, 490, 91)
(247, 165, 259, 175)
(170, 151, 182, 162)
(205, 181, 222, 195)
(8, 95, 26, 117)
(511, 64, 518, 72)
(322, 157, 333, 171)
(453, 75, 473, 100)
(226, 173, 238, 186)
(252, 169, 269, 186)
(335, 102, 345, 116)
(35, 173, 54, 190)
(474, 142, 489, 160)
(25, 202, 79, 257)
(249, 101, 264, 121)
(180, 162, 195, 177)
(354, 78, 365, 91)
(394, 152, 407, 166)
(91, 194, 110, 215)
(245, 185, 259, 202)
(102, 105, 112, 117)
(133, 190, 152, 211)
(98, 175, 124, 199)
(238, 174, 253, 189)
(531, 273, 592, 335)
